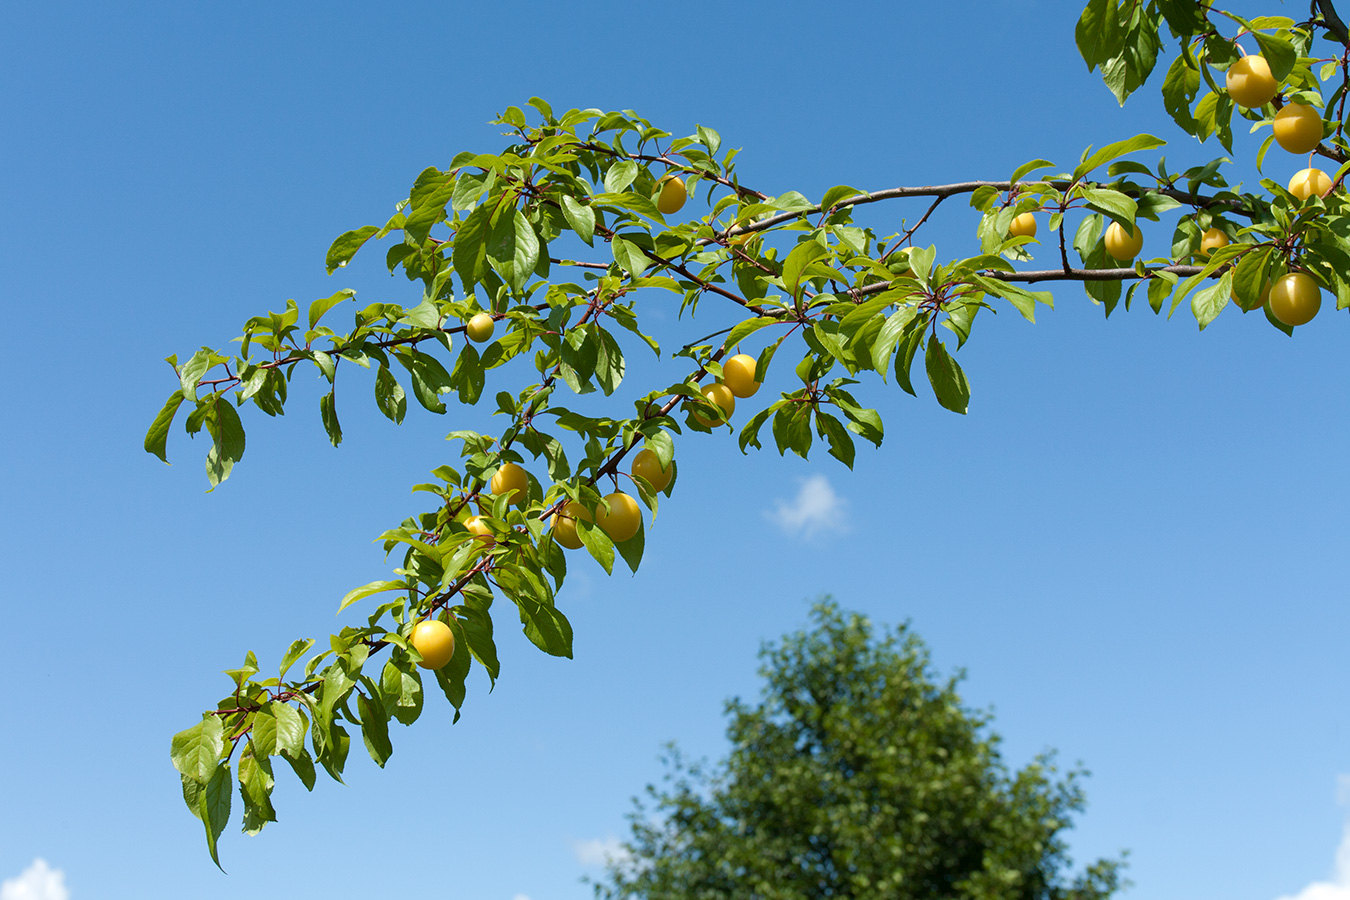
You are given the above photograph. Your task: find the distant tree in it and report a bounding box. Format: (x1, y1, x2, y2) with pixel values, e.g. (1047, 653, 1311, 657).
(595, 601, 1124, 900)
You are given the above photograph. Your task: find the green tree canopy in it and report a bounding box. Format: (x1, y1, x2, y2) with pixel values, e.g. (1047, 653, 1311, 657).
(596, 602, 1122, 900)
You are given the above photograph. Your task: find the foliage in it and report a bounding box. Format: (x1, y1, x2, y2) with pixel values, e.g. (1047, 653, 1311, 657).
(154, 0, 1350, 862)
(594, 601, 1124, 900)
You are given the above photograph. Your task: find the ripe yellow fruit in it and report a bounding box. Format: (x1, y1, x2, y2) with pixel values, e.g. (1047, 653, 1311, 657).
(656, 175, 687, 215)
(722, 353, 762, 399)
(691, 382, 735, 426)
(1226, 55, 1279, 108)
(466, 313, 495, 343)
(1288, 167, 1333, 201)
(1231, 281, 1270, 312)
(631, 448, 673, 492)
(1268, 272, 1322, 326)
(1273, 103, 1324, 154)
(490, 462, 529, 507)
(411, 619, 456, 670)
(1104, 221, 1144, 261)
(596, 492, 641, 542)
(1199, 227, 1230, 257)
(1008, 212, 1037, 239)
(550, 501, 591, 550)
(465, 515, 495, 548)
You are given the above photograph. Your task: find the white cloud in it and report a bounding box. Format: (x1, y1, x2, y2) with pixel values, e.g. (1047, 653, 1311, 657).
(1276, 777, 1350, 900)
(1, 860, 68, 900)
(572, 836, 631, 868)
(767, 474, 848, 539)
(511, 894, 532, 900)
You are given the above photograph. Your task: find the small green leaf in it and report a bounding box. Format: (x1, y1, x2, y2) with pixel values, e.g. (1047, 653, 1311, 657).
(560, 195, 596, 246)
(338, 580, 407, 613)
(171, 716, 225, 783)
(319, 389, 342, 448)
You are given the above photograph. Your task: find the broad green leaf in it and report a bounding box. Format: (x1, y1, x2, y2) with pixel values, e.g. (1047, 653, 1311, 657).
(516, 598, 574, 658)
(1252, 32, 1296, 81)
(326, 227, 379, 274)
(924, 338, 970, 414)
(453, 203, 493, 296)
(308, 289, 356, 330)
(1078, 187, 1137, 227)
(560, 195, 596, 245)
(577, 519, 614, 575)
(171, 716, 225, 783)
(144, 392, 184, 463)
(358, 692, 392, 768)
(486, 208, 541, 293)
(374, 364, 407, 424)
(722, 316, 779, 353)
(278, 638, 314, 680)
(238, 747, 276, 836)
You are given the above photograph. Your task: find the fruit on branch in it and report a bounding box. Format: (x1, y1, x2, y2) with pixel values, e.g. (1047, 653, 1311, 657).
(722, 354, 762, 399)
(1289, 167, 1333, 200)
(490, 462, 530, 507)
(1273, 103, 1324, 154)
(465, 515, 496, 547)
(691, 382, 736, 426)
(656, 175, 688, 215)
(1225, 54, 1280, 108)
(411, 619, 456, 670)
(1200, 227, 1230, 257)
(1104, 221, 1144, 261)
(550, 501, 591, 550)
(1268, 272, 1322, 326)
(1232, 281, 1271, 312)
(466, 313, 495, 343)
(596, 492, 641, 542)
(1008, 212, 1038, 238)
(631, 448, 673, 492)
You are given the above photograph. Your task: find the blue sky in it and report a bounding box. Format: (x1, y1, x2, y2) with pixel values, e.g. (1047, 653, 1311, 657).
(4, 1, 1350, 898)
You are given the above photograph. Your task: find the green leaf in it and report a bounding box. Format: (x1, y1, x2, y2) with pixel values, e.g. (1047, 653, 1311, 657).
(308, 289, 356, 330)
(374, 364, 407, 424)
(1253, 32, 1296, 81)
(199, 761, 232, 869)
(358, 692, 393, 768)
(279, 747, 316, 791)
(722, 316, 779, 353)
(560, 195, 596, 246)
(144, 392, 184, 463)
(1078, 187, 1137, 228)
(319, 389, 342, 448)
(1072, 134, 1167, 181)
(380, 656, 425, 726)
(486, 208, 541, 293)
(326, 226, 379, 274)
(453, 203, 493, 296)
(1162, 55, 1199, 132)
(815, 411, 856, 468)
(577, 519, 614, 575)
(338, 580, 407, 613)
(612, 235, 649, 276)
(1190, 275, 1231, 331)
(604, 159, 639, 193)
(614, 516, 645, 574)
(516, 598, 574, 658)
(403, 169, 456, 242)
(782, 241, 831, 296)
(171, 716, 225, 783)
(924, 338, 970, 414)
(278, 638, 314, 680)
(238, 747, 276, 836)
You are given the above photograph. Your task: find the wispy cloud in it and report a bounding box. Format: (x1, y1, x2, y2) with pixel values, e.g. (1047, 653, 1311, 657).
(572, 836, 631, 868)
(1275, 776, 1350, 900)
(511, 894, 532, 900)
(767, 474, 848, 539)
(1, 860, 68, 900)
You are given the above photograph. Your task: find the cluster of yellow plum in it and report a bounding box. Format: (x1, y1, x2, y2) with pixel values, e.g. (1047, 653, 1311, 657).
(408, 352, 763, 669)
(1005, 49, 1329, 329)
